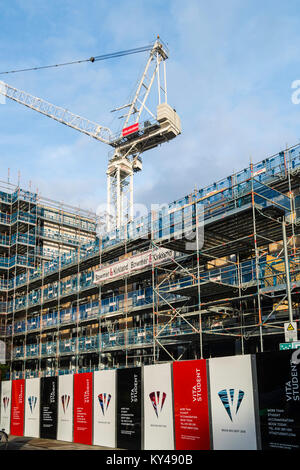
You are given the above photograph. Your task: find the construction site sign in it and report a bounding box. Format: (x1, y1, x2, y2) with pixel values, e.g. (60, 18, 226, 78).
(280, 341, 300, 351)
(284, 322, 298, 343)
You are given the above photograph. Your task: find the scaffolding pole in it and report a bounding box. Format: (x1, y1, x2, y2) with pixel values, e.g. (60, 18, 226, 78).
(282, 219, 294, 324)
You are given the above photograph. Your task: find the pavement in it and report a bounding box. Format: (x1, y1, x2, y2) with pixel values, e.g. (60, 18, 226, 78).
(4, 435, 120, 450)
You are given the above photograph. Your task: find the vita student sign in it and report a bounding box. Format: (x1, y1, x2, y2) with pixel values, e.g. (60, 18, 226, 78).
(94, 248, 174, 284)
(173, 360, 210, 450)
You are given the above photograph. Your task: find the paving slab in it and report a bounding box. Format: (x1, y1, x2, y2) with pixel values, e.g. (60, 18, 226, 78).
(6, 436, 121, 450)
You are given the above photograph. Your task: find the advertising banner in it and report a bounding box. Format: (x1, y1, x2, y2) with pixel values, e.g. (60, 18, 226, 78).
(117, 367, 142, 450)
(93, 370, 116, 448)
(94, 248, 174, 284)
(122, 123, 139, 137)
(57, 374, 73, 442)
(0, 339, 5, 364)
(143, 363, 174, 450)
(73, 372, 93, 445)
(208, 355, 258, 450)
(173, 360, 210, 450)
(255, 350, 300, 450)
(10, 379, 25, 436)
(0, 380, 12, 434)
(40, 377, 58, 439)
(24, 378, 40, 438)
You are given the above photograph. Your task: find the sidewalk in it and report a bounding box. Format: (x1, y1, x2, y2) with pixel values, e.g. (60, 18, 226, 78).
(6, 435, 120, 450)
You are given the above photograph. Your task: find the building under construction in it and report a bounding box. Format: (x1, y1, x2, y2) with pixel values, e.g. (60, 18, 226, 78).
(0, 142, 300, 379)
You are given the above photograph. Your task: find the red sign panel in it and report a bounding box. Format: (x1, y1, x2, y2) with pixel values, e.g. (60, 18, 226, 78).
(73, 372, 93, 445)
(10, 379, 25, 436)
(173, 360, 210, 450)
(122, 123, 139, 137)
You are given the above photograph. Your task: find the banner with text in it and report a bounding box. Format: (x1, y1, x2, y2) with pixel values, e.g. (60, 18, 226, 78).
(10, 379, 25, 436)
(173, 360, 210, 450)
(256, 350, 300, 450)
(117, 367, 142, 450)
(93, 370, 116, 448)
(0, 340, 5, 364)
(74, 372, 93, 445)
(94, 248, 174, 284)
(24, 378, 40, 438)
(0, 380, 12, 434)
(57, 374, 73, 442)
(40, 376, 58, 439)
(143, 363, 174, 450)
(208, 355, 258, 450)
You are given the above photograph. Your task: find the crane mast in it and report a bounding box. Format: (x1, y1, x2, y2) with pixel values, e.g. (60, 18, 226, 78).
(0, 37, 181, 232)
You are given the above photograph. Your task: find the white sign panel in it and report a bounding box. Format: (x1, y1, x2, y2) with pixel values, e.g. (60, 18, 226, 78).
(93, 370, 116, 448)
(57, 374, 73, 442)
(24, 378, 40, 438)
(208, 355, 258, 450)
(143, 363, 174, 450)
(94, 248, 174, 284)
(284, 322, 298, 343)
(0, 380, 12, 434)
(0, 340, 5, 364)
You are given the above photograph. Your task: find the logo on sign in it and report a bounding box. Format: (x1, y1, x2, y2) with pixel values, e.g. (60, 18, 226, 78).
(61, 394, 70, 413)
(149, 391, 166, 418)
(3, 396, 9, 412)
(218, 389, 244, 421)
(28, 395, 37, 414)
(98, 393, 111, 416)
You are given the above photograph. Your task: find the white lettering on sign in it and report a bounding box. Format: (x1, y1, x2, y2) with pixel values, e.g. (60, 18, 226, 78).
(253, 168, 266, 177)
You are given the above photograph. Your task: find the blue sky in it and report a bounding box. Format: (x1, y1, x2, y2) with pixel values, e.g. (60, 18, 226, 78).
(1, 0, 300, 213)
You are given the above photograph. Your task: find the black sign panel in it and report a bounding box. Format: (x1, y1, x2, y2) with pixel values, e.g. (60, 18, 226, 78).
(117, 367, 142, 450)
(40, 376, 58, 439)
(256, 350, 300, 450)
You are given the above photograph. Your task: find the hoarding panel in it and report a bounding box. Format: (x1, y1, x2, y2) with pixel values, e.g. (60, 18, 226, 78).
(173, 360, 210, 450)
(0, 380, 12, 434)
(10, 379, 25, 436)
(73, 372, 93, 445)
(143, 363, 174, 450)
(40, 376, 58, 439)
(256, 350, 300, 450)
(117, 367, 142, 450)
(93, 370, 116, 448)
(24, 378, 40, 438)
(208, 354, 258, 450)
(57, 374, 73, 442)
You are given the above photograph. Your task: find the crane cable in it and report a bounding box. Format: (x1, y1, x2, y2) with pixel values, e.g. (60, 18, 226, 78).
(0, 44, 154, 75)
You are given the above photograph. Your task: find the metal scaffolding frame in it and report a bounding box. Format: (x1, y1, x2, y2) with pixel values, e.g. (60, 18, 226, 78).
(1, 143, 300, 379)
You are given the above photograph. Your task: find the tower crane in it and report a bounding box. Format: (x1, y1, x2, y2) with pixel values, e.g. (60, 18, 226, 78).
(0, 37, 181, 231)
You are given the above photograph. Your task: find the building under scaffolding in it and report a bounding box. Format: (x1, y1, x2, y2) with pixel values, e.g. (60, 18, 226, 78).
(1, 143, 300, 379)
